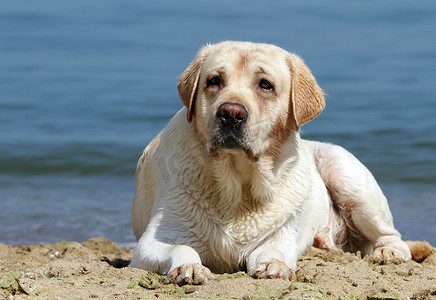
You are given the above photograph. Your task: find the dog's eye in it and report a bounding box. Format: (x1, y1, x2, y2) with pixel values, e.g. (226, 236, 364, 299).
(259, 79, 274, 91)
(207, 76, 221, 87)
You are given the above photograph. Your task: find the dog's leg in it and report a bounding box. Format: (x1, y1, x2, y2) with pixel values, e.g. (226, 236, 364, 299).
(129, 213, 214, 285)
(311, 142, 411, 260)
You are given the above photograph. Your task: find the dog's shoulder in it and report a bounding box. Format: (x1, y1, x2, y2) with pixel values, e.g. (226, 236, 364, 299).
(133, 108, 208, 238)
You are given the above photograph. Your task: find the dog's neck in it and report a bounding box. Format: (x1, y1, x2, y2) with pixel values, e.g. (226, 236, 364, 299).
(209, 131, 302, 220)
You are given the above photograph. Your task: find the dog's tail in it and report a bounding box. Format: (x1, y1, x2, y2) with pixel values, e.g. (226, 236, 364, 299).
(407, 241, 433, 262)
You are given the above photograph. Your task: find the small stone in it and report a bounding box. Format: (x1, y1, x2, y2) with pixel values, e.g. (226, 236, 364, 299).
(17, 278, 42, 295)
(184, 286, 198, 294)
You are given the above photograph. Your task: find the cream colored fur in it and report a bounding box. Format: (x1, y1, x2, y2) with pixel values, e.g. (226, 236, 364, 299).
(130, 42, 411, 285)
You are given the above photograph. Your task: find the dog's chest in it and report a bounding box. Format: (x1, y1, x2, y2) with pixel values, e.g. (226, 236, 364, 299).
(205, 189, 295, 245)
(226, 204, 283, 244)
(195, 192, 297, 273)
(198, 168, 305, 247)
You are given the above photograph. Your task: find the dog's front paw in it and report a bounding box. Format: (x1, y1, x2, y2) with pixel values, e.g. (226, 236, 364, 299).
(167, 263, 214, 285)
(249, 259, 295, 280)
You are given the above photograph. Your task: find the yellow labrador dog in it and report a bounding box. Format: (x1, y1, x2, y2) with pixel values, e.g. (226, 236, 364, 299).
(130, 41, 411, 284)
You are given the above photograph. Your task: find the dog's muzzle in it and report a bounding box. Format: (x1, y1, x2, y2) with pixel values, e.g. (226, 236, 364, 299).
(215, 102, 248, 149)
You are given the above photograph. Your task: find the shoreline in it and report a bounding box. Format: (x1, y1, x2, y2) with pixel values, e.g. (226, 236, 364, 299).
(1, 237, 435, 299)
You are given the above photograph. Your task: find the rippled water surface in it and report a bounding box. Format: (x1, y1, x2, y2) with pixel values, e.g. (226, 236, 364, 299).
(1, 1, 435, 246)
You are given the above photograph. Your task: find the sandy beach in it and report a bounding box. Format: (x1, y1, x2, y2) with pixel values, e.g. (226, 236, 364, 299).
(0, 237, 434, 299)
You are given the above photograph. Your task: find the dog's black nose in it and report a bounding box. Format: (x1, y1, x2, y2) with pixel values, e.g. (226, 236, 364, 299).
(216, 102, 248, 127)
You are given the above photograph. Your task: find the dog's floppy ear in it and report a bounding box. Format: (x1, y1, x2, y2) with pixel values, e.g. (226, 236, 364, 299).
(287, 54, 325, 129)
(178, 44, 214, 123)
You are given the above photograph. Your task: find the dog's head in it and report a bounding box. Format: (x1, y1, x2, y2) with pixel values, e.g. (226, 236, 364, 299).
(178, 41, 325, 161)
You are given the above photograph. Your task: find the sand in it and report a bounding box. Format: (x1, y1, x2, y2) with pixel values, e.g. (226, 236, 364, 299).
(0, 237, 435, 299)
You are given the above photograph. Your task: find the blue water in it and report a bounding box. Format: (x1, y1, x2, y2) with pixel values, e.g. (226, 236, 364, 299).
(1, 1, 435, 247)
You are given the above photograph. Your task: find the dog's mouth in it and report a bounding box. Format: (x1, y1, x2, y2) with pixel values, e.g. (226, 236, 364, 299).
(218, 129, 246, 149)
(221, 136, 241, 149)
(209, 132, 259, 162)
